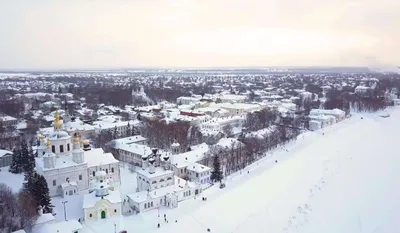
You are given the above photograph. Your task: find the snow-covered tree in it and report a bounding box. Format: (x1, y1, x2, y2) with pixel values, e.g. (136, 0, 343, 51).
(9, 148, 23, 174)
(25, 173, 53, 213)
(211, 154, 223, 183)
(21, 139, 35, 175)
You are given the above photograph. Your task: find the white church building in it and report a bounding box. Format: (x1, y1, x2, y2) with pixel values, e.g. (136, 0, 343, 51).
(35, 111, 121, 197)
(126, 148, 200, 214)
(83, 170, 122, 221)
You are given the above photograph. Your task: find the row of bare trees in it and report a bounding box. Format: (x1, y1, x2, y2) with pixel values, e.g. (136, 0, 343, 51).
(200, 124, 301, 177)
(0, 184, 38, 233)
(140, 120, 203, 150)
(324, 89, 388, 113)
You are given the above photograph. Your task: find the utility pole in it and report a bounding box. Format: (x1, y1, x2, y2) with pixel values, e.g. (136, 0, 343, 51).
(62, 201, 68, 221)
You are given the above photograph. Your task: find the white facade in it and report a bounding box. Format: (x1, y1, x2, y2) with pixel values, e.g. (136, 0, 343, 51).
(355, 86, 371, 94)
(177, 96, 201, 105)
(309, 120, 322, 131)
(35, 111, 120, 197)
(187, 163, 211, 185)
(310, 108, 346, 121)
(0, 115, 18, 126)
(309, 115, 336, 128)
(217, 103, 262, 116)
(125, 147, 201, 214)
(83, 171, 122, 221)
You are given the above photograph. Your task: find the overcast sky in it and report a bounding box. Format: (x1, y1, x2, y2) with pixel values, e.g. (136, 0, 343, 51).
(0, 0, 399, 70)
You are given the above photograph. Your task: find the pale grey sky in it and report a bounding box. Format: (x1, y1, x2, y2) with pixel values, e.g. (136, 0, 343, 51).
(0, 0, 399, 70)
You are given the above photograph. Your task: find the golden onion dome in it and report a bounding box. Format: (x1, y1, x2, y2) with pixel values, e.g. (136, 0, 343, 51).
(47, 139, 51, 148)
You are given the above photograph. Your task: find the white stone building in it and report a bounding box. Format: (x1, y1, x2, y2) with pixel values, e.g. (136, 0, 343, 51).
(309, 108, 346, 121)
(35, 111, 120, 197)
(187, 163, 211, 185)
(126, 148, 200, 214)
(83, 171, 122, 221)
(309, 115, 336, 128)
(0, 115, 18, 127)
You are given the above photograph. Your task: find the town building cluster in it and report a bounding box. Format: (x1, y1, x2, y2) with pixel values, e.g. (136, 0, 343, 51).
(2, 70, 400, 233)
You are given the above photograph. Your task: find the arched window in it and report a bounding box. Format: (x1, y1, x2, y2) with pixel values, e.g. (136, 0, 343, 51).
(167, 177, 172, 180)
(152, 181, 157, 184)
(92, 171, 95, 176)
(89, 213, 92, 217)
(114, 209, 117, 213)
(144, 203, 147, 209)
(106, 169, 108, 174)
(160, 179, 165, 182)
(111, 167, 115, 173)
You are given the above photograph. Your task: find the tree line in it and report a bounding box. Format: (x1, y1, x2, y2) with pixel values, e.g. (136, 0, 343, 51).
(139, 120, 203, 151)
(1, 139, 53, 233)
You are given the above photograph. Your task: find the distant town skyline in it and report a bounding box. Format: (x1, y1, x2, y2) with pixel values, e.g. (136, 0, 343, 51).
(0, 0, 399, 70)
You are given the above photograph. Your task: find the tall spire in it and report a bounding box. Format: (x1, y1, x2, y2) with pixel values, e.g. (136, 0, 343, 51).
(54, 110, 62, 130)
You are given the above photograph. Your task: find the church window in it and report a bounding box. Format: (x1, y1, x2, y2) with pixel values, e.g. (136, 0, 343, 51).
(106, 169, 108, 174)
(66, 177, 69, 182)
(189, 190, 191, 195)
(67, 144, 70, 151)
(89, 213, 92, 217)
(144, 203, 147, 209)
(152, 181, 157, 184)
(79, 175, 82, 180)
(160, 179, 165, 182)
(160, 199, 162, 204)
(167, 177, 172, 180)
(51, 145, 55, 153)
(60, 145, 64, 153)
(114, 209, 117, 213)
(151, 202, 153, 207)
(53, 180, 56, 186)
(111, 167, 114, 173)
(74, 190, 76, 193)
(92, 171, 95, 176)
(42, 151, 45, 155)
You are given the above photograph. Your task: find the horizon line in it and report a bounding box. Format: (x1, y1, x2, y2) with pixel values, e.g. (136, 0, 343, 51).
(0, 65, 387, 73)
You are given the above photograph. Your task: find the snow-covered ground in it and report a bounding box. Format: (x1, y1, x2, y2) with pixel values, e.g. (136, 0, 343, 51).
(154, 108, 400, 233)
(0, 166, 24, 193)
(5, 107, 400, 233)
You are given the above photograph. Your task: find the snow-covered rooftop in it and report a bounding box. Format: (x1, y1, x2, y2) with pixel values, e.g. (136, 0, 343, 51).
(136, 166, 174, 179)
(32, 219, 82, 233)
(83, 189, 122, 208)
(127, 176, 196, 203)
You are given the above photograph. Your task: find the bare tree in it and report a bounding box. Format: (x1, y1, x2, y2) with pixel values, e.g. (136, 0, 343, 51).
(0, 184, 37, 233)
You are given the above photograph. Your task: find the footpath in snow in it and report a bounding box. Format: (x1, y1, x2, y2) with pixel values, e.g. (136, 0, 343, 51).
(153, 108, 400, 233)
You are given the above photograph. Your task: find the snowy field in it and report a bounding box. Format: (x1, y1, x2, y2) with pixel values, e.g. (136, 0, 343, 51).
(153, 107, 400, 233)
